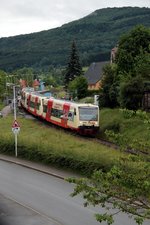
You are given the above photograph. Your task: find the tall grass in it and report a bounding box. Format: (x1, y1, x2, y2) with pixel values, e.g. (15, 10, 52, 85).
(98, 108, 150, 153)
(0, 115, 123, 175)
(0, 108, 149, 175)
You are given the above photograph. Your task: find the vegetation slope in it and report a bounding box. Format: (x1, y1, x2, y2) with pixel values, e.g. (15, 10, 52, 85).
(0, 7, 150, 71)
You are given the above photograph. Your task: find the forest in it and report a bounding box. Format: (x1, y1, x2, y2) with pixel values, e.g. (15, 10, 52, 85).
(0, 7, 150, 71)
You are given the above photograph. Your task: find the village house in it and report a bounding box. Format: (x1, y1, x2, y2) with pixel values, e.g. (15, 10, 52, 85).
(84, 61, 109, 90)
(110, 46, 118, 63)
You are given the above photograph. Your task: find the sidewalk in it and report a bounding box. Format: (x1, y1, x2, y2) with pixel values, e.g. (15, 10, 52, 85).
(1, 105, 12, 117)
(0, 154, 80, 179)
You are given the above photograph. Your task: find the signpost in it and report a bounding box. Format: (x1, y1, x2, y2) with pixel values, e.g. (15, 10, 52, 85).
(12, 120, 20, 157)
(11, 85, 20, 157)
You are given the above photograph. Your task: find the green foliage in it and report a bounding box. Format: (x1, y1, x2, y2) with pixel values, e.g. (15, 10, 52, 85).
(98, 108, 150, 153)
(0, 115, 124, 176)
(0, 70, 7, 101)
(134, 51, 150, 80)
(0, 7, 150, 71)
(67, 157, 150, 225)
(67, 111, 150, 224)
(116, 25, 150, 74)
(64, 41, 82, 88)
(68, 76, 88, 99)
(99, 64, 119, 108)
(99, 25, 150, 110)
(119, 76, 144, 110)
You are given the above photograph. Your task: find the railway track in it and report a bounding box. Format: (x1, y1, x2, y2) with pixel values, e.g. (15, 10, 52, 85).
(18, 108, 150, 159)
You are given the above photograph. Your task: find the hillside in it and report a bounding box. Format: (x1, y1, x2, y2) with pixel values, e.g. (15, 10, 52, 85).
(0, 7, 150, 71)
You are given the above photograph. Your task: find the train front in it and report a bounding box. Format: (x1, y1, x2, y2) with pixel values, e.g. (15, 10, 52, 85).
(77, 105, 99, 136)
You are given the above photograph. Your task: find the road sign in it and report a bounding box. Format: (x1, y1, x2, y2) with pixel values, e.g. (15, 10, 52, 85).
(12, 120, 20, 134)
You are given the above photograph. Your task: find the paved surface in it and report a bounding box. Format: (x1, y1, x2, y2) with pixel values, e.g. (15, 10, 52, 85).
(0, 160, 100, 225)
(1, 105, 12, 117)
(0, 154, 80, 180)
(0, 194, 56, 225)
(0, 154, 81, 225)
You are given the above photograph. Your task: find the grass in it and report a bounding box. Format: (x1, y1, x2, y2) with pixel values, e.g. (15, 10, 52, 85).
(0, 101, 4, 110)
(0, 114, 123, 175)
(0, 107, 149, 175)
(98, 108, 150, 153)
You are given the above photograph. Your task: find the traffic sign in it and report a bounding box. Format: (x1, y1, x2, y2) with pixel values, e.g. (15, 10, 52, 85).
(12, 120, 20, 134)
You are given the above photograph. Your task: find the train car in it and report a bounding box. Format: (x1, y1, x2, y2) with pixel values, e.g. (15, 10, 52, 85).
(20, 88, 99, 135)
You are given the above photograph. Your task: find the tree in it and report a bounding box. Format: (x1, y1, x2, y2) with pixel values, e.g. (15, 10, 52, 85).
(0, 70, 7, 101)
(68, 157, 150, 225)
(116, 25, 150, 74)
(64, 41, 82, 89)
(119, 76, 144, 110)
(67, 110, 150, 225)
(115, 25, 150, 110)
(68, 76, 88, 99)
(14, 67, 34, 87)
(99, 64, 119, 108)
(134, 51, 150, 80)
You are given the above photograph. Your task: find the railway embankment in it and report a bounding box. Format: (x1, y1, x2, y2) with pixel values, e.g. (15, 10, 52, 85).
(0, 106, 149, 175)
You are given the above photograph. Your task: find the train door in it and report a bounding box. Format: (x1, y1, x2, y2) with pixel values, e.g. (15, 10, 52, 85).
(34, 96, 38, 115)
(46, 99, 53, 121)
(61, 103, 70, 128)
(27, 94, 31, 111)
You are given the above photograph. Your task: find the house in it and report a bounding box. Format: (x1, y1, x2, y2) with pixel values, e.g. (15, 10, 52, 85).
(84, 61, 109, 90)
(110, 46, 118, 63)
(33, 79, 40, 91)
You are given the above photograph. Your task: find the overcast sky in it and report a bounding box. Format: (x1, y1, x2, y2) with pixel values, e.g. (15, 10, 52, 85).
(0, 0, 150, 38)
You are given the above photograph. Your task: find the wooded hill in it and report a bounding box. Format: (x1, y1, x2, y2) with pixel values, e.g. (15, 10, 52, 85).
(0, 7, 150, 71)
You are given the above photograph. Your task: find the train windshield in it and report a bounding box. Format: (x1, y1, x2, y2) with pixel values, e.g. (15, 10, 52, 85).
(79, 107, 98, 121)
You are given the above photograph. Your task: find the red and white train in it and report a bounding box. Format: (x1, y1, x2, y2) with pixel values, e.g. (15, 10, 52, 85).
(20, 88, 99, 135)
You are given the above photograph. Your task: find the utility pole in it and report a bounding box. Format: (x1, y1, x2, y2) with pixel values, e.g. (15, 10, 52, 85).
(13, 85, 16, 120)
(12, 85, 20, 157)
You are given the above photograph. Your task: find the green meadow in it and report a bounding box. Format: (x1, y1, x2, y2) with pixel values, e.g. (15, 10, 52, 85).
(0, 108, 149, 175)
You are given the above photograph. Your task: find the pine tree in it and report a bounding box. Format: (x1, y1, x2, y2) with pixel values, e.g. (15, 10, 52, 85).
(64, 41, 82, 89)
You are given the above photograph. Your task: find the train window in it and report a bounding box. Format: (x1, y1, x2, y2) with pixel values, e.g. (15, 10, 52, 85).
(79, 107, 98, 121)
(68, 112, 74, 121)
(43, 105, 47, 113)
(74, 108, 76, 115)
(36, 102, 40, 110)
(51, 108, 63, 119)
(30, 101, 35, 108)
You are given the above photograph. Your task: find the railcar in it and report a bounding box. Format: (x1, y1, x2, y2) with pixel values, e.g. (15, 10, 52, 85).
(21, 88, 99, 135)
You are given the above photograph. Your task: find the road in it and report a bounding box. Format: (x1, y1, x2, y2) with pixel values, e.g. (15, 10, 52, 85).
(0, 160, 149, 225)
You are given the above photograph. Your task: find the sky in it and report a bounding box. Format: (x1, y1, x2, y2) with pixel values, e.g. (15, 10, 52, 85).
(0, 0, 150, 38)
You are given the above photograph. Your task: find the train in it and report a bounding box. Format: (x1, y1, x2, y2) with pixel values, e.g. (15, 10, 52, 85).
(20, 88, 100, 135)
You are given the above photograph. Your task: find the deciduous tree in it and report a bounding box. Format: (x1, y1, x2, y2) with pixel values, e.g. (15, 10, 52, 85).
(67, 110, 150, 225)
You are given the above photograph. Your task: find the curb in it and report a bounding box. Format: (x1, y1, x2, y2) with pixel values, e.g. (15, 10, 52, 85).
(0, 155, 78, 180)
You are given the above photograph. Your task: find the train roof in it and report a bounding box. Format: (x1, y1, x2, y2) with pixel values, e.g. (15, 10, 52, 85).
(22, 88, 98, 108)
(46, 97, 98, 108)
(22, 88, 51, 98)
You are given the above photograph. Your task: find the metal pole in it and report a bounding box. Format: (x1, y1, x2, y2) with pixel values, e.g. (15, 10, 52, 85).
(13, 85, 16, 120)
(15, 133, 18, 157)
(13, 85, 18, 157)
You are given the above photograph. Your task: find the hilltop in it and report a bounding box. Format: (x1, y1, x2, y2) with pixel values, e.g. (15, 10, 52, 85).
(0, 7, 150, 71)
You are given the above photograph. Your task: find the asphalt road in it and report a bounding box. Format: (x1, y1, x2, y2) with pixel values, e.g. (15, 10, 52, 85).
(0, 160, 149, 225)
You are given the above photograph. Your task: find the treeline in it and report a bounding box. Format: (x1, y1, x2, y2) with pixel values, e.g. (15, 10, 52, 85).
(99, 25, 150, 110)
(0, 7, 150, 71)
